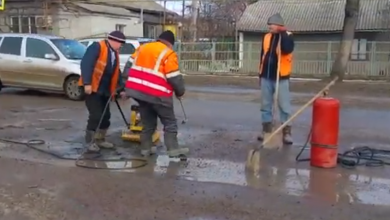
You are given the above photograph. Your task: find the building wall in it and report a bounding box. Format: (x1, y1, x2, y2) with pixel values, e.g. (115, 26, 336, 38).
(240, 31, 390, 77)
(0, 1, 47, 33)
(0, 2, 144, 39)
(55, 10, 143, 39)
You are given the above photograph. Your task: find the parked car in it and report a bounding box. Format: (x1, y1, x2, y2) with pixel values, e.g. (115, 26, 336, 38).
(79, 38, 141, 73)
(80, 38, 154, 77)
(0, 33, 86, 100)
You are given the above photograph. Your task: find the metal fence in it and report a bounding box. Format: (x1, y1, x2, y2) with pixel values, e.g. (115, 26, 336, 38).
(176, 41, 390, 79)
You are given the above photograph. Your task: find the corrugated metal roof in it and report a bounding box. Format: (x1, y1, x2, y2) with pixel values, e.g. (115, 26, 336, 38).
(87, 0, 176, 14)
(237, 0, 390, 32)
(74, 3, 138, 17)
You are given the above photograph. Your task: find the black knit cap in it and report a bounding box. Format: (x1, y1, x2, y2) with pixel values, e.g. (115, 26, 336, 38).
(158, 30, 175, 45)
(108, 31, 126, 43)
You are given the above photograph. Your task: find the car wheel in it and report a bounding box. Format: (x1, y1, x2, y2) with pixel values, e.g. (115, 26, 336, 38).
(64, 75, 84, 101)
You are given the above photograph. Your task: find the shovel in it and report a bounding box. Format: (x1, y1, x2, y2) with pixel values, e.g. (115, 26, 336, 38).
(246, 77, 339, 172)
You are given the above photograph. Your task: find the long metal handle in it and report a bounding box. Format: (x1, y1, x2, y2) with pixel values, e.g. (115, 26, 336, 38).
(179, 99, 187, 120)
(115, 99, 130, 127)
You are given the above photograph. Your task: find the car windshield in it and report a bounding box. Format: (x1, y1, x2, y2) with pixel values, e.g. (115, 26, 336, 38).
(50, 39, 86, 60)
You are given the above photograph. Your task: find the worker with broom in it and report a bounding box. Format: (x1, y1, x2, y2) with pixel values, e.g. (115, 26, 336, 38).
(125, 30, 188, 158)
(79, 31, 127, 153)
(257, 13, 295, 145)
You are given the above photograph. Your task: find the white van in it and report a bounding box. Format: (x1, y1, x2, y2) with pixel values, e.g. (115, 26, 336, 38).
(79, 38, 141, 72)
(0, 33, 86, 100)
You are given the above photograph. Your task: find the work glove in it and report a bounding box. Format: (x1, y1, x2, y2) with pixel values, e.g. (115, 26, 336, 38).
(115, 87, 128, 101)
(176, 94, 184, 100)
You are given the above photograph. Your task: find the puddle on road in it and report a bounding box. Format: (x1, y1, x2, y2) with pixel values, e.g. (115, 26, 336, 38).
(81, 154, 390, 206)
(3, 128, 390, 207)
(76, 158, 147, 170)
(99, 153, 390, 207)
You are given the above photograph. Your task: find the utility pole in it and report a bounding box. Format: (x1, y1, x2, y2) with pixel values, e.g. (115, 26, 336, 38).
(182, 0, 186, 17)
(189, 0, 199, 42)
(163, 0, 167, 30)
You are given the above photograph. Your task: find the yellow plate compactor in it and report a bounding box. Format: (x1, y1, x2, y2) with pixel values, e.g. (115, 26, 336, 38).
(121, 105, 160, 143)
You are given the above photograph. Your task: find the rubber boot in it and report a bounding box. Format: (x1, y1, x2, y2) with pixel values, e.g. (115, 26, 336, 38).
(95, 129, 115, 149)
(165, 132, 189, 158)
(85, 130, 100, 153)
(257, 122, 272, 141)
(140, 133, 156, 157)
(282, 125, 293, 145)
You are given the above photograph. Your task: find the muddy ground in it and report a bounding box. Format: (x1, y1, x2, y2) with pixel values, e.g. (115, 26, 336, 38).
(0, 77, 390, 219)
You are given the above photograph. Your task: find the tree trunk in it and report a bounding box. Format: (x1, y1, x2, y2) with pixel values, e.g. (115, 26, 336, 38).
(330, 0, 360, 81)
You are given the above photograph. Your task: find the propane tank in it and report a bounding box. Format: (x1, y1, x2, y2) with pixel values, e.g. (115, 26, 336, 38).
(310, 97, 340, 168)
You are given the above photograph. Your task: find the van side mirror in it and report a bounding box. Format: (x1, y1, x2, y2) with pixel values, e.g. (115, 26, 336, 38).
(44, 53, 58, 60)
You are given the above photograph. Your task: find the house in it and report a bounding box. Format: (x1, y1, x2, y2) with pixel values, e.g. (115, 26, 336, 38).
(0, 0, 144, 39)
(236, 0, 390, 78)
(88, 0, 179, 38)
(0, 0, 177, 40)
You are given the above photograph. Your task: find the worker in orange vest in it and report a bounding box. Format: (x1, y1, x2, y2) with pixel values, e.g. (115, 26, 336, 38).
(79, 31, 127, 153)
(125, 30, 188, 158)
(257, 13, 294, 145)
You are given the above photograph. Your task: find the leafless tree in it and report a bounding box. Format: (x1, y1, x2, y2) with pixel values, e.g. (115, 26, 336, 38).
(330, 0, 360, 81)
(197, 0, 247, 39)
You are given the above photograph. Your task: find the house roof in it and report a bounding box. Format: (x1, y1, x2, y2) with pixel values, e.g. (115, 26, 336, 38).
(74, 2, 139, 17)
(86, 0, 177, 15)
(237, 0, 390, 32)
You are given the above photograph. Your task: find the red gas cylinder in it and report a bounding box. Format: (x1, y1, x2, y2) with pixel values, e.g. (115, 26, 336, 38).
(310, 97, 340, 168)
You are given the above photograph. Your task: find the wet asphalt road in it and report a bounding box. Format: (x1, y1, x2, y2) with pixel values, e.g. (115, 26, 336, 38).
(0, 86, 390, 220)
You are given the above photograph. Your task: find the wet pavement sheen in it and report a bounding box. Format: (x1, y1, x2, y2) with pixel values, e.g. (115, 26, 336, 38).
(1, 87, 390, 219)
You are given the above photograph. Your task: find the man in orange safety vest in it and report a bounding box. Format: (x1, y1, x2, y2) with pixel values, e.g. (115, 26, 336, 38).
(258, 13, 294, 145)
(125, 30, 188, 158)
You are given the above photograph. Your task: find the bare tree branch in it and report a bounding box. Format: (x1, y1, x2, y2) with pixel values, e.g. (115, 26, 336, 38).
(330, 0, 360, 81)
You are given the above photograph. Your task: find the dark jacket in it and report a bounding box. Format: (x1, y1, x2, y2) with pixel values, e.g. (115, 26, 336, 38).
(80, 41, 124, 96)
(260, 31, 294, 80)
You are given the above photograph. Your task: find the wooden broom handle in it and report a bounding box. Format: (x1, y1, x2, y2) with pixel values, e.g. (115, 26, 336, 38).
(261, 77, 339, 147)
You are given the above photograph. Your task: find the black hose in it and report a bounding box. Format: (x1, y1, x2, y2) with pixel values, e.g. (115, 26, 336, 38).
(0, 138, 148, 170)
(0, 91, 148, 170)
(295, 129, 390, 168)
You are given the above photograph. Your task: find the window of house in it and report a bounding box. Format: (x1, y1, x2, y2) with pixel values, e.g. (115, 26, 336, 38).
(115, 24, 126, 33)
(0, 37, 23, 55)
(119, 43, 135, 55)
(10, 16, 37, 34)
(144, 24, 158, 39)
(351, 39, 367, 60)
(26, 38, 56, 59)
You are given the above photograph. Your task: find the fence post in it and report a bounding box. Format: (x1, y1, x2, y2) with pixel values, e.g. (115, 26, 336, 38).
(370, 41, 376, 77)
(326, 41, 332, 74)
(178, 41, 182, 70)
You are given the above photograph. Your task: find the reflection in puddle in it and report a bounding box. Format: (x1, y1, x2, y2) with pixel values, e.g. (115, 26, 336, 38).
(75, 159, 147, 170)
(134, 157, 390, 206)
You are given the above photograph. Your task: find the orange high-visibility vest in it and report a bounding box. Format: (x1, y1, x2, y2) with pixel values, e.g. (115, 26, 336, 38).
(259, 33, 293, 77)
(125, 41, 180, 97)
(78, 40, 120, 94)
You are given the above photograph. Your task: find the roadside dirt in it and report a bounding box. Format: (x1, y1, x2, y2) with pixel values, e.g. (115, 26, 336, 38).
(184, 75, 390, 97)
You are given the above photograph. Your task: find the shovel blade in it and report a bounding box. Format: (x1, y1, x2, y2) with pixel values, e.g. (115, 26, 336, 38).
(245, 149, 261, 173)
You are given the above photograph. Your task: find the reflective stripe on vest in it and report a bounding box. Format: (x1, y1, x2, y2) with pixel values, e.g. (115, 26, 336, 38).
(126, 47, 174, 97)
